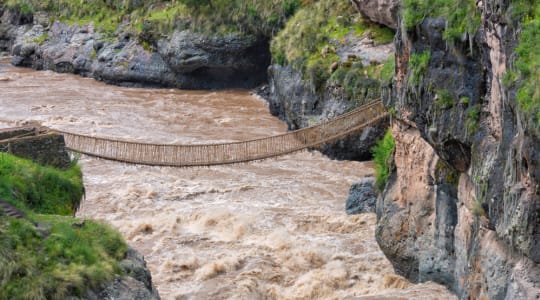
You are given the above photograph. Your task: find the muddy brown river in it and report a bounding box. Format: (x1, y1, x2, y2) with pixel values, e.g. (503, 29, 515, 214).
(0, 62, 456, 299)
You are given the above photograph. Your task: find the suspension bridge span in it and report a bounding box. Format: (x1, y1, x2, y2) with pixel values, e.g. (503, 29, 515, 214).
(56, 101, 388, 167)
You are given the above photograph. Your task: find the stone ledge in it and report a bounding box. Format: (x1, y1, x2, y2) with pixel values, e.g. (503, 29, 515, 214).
(0, 126, 71, 169)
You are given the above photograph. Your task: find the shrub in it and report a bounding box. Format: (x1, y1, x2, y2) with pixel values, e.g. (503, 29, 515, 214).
(372, 128, 395, 191)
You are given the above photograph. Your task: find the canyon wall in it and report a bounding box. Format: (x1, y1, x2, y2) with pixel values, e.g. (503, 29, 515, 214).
(375, 0, 540, 298)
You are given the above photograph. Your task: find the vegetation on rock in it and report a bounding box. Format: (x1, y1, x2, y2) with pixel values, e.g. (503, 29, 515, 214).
(509, 1, 540, 137)
(0, 153, 83, 215)
(0, 153, 127, 299)
(5, 0, 306, 38)
(372, 128, 395, 190)
(271, 0, 394, 99)
(402, 0, 480, 47)
(408, 50, 430, 85)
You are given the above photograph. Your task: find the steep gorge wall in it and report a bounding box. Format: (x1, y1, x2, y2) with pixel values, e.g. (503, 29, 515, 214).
(376, 0, 540, 298)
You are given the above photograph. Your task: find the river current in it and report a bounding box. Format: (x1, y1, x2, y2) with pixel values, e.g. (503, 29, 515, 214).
(0, 62, 456, 299)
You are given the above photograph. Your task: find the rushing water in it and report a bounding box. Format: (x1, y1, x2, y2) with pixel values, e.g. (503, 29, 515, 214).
(0, 61, 456, 299)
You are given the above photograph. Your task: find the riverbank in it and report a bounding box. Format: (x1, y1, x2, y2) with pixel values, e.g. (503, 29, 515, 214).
(0, 149, 159, 299)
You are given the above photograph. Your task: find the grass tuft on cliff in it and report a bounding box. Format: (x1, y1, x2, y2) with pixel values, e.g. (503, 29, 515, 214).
(0, 153, 128, 299)
(372, 128, 395, 191)
(509, 0, 540, 137)
(402, 0, 480, 49)
(5, 0, 306, 38)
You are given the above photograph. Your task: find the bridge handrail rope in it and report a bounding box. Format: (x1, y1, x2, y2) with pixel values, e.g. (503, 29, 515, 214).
(54, 101, 388, 167)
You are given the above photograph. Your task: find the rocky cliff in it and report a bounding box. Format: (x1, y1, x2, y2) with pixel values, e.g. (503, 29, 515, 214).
(266, 0, 394, 160)
(82, 247, 160, 300)
(0, 8, 269, 89)
(375, 0, 540, 299)
(350, 0, 400, 30)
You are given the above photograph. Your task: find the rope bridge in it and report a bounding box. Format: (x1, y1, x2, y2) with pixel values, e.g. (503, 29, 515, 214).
(56, 101, 388, 167)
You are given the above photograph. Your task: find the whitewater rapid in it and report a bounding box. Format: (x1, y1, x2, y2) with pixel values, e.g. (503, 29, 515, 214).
(0, 62, 456, 299)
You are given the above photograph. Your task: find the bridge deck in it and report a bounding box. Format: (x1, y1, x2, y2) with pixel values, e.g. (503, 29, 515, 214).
(56, 101, 388, 167)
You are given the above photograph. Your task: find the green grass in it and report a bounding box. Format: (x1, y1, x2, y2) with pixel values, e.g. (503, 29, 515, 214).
(0, 216, 127, 299)
(372, 128, 395, 191)
(402, 0, 480, 47)
(176, 0, 304, 37)
(380, 58, 395, 85)
(0, 153, 83, 215)
(0, 153, 128, 299)
(272, 0, 394, 68)
(32, 33, 49, 44)
(511, 1, 540, 137)
(435, 89, 454, 110)
(5, 0, 33, 15)
(4, 0, 306, 38)
(408, 50, 431, 85)
(466, 105, 480, 134)
(270, 0, 395, 99)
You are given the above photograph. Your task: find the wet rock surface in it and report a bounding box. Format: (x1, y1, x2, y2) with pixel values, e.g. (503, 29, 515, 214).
(345, 177, 377, 214)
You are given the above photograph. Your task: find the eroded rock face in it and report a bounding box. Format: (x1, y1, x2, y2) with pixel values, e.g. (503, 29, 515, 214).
(1, 9, 269, 89)
(377, 0, 540, 298)
(350, 0, 400, 29)
(267, 63, 389, 160)
(376, 121, 458, 284)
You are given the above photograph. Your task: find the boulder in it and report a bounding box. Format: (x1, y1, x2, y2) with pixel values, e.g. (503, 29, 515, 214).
(350, 0, 400, 29)
(345, 177, 377, 214)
